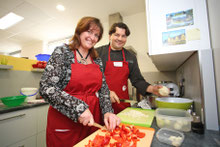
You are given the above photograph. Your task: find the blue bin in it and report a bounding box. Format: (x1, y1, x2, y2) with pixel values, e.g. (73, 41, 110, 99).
(35, 54, 51, 62)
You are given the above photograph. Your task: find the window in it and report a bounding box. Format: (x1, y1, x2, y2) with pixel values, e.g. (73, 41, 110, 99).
(45, 37, 71, 54)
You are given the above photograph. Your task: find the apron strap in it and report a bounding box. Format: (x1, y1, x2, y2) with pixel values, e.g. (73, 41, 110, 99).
(74, 50, 79, 64)
(122, 48, 126, 62)
(74, 49, 95, 64)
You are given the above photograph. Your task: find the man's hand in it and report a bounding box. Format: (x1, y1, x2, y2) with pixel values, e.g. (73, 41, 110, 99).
(147, 85, 169, 97)
(78, 109, 94, 126)
(110, 91, 120, 104)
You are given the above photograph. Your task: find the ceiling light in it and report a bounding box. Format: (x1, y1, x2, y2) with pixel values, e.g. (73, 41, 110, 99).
(0, 12, 24, 30)
(56, 4, 65, 11)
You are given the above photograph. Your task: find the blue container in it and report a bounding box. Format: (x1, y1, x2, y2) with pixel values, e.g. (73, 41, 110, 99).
(35, 54, 51, 62)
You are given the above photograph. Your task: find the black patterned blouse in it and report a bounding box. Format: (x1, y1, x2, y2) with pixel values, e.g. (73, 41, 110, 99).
(39, 44, 113, 122)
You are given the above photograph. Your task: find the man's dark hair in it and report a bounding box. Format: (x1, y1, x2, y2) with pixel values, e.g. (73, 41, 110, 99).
(109, 22, 130, 36)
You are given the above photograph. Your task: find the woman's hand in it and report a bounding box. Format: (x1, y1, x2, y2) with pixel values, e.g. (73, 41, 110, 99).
(78, 109, 94, 126)
(110, 91, 120, 103)
(104, 112, 121, 131)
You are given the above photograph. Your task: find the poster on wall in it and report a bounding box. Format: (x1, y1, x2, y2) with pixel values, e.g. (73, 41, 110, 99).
(162, 29, 186, 46)
(163, 9, 194, 46)
(166, 9, 194, 29)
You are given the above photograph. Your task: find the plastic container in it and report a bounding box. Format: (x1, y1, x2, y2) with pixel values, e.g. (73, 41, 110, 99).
(0, 95, 27, 107)
(156, 108, 193, 132)
(20, 88, 38, 101)
(1, 56, 8, 65)
(156, 97, 193, 110)
(156, 128, 184, 146)
(35, 54, 51, 62)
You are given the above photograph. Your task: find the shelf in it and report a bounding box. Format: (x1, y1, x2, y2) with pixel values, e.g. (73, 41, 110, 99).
(149, 51, 195, 71)
(31, 68, 44, 72)
(0, 65, 13, 70)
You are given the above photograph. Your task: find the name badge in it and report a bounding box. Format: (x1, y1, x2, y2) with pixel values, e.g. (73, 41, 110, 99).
(113, 62, 123, 67)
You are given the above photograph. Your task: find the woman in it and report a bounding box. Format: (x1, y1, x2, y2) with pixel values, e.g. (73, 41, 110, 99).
(39, 16, 121, 147)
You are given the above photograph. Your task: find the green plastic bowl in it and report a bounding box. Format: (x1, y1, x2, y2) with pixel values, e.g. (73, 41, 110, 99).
(0, 95, 27, 107)
(155, 97, 193, 110)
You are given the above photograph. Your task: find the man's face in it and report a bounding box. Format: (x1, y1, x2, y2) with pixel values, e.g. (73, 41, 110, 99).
(109, 27, 127, 50)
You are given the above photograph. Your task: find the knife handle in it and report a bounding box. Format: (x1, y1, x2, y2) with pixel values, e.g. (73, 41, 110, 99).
(93, 122, 106, 130)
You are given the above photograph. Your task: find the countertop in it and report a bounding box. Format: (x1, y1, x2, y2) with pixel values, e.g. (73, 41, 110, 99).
(0, 101, 48, 114)
(151, 118, 220, 147)
(130, 104, 220, 147)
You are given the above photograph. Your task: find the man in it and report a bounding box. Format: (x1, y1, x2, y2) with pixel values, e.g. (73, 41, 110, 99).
(96, 22, 163, 114)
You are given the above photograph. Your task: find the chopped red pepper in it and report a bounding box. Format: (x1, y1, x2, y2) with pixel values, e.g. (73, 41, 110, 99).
(85, 124, 146, 147)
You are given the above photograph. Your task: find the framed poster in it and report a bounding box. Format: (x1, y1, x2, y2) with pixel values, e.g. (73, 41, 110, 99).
(145, 0, 211, 55)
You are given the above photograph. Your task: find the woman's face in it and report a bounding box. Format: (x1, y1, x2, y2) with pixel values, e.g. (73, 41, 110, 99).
(79, 24, 100, 50)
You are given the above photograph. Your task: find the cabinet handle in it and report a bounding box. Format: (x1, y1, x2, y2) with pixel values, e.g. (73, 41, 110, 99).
(0, 114, 26, 122)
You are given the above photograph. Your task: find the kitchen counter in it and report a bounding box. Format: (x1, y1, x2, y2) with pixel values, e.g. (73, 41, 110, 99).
(1, 103, 219, 147)
(150, 116, 220, 147)
(0, 100, 49, 147)
(0, 101, 48, 114)
(130, 104, 220, 146)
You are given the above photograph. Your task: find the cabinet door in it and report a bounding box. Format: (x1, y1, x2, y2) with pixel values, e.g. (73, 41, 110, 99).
(36, 105, 49, 147)
(9, 135, 36, 147)
(37, 130, 46, 147)
(0, 108, 37, 147)
(37, 105, 49, 132)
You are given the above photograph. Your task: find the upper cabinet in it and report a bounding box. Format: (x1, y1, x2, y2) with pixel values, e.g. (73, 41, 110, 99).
(145, 0, 211, 71)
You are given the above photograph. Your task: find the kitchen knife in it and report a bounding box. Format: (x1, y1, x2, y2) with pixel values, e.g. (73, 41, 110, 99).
(93, 122, 106, 130)
(119, 99, 138, 103)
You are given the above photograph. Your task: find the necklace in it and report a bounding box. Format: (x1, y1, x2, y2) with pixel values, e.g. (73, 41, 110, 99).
(77, 49, 90, 64)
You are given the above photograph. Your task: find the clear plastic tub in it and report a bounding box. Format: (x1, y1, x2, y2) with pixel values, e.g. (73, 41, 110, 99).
(156, 108, 193, 132)
(20, 88, 38, 101)
(156, 128, 184, 146)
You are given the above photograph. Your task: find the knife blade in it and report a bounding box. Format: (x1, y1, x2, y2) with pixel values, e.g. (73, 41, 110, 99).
(119, 99, 138, 103)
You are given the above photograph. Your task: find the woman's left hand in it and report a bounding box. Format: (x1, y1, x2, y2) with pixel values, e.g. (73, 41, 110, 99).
(104, 112, 121, 131)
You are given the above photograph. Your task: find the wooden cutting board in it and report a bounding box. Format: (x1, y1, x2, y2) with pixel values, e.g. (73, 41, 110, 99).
(74, 125, 155, 147)
(117, 107, 155, 127)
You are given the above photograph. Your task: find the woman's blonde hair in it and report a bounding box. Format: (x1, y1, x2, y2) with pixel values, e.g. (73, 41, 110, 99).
(69, 16, 103, 59)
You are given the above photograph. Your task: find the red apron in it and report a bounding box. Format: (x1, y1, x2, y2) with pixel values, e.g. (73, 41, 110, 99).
(46, 50, 102, 147)
(104, 46, 130, 114)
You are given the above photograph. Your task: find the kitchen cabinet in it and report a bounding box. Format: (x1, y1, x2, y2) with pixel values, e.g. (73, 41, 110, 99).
(0, 107, 37, 147)
(9, 136, 36, 147)
(37, 131, 46, 147)
(145, 0, 219, 131)
(0, 105, 49, 147)
(36, 105, 48, 147)
(145, 0, 210, 71)
(149, 51, 194, 71)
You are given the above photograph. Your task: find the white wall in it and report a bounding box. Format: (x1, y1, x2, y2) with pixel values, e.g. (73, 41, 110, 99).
(95, 21, 109, 48)
(21, 41, 43, 60)
(124, 12, 159, 72)
(96, 12, 159, 73)
(207, 0, 220, 124)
